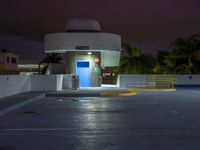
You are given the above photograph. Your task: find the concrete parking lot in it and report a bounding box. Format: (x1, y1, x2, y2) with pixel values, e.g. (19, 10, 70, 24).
(0, 88, 200, 150)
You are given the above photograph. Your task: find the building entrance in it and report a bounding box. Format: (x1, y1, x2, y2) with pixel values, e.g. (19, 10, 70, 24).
(76, 61, 90, 87)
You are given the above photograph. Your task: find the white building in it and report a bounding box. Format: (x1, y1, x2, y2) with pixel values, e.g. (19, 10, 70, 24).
(44, 19, 121, 87)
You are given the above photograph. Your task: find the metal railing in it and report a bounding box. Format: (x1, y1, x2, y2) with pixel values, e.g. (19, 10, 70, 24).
(146, 74, 176, 89)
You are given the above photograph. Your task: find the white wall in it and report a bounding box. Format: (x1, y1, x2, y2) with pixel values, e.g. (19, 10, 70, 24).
(45, 33, 121, 67)
(45, 32, 121, 52)
(30, 75, 63, 91)
(117, 74, 147, 88)
(0, 75, 64, 99)
(0, 75, 31, 99)
(2, 74, 199, 99)
(175, 75, 200, 86)
(117, 74, 200, 88)
(101, 51, 120, 67)
(63, 74, 74, 89)
(56, 75, 63, 91)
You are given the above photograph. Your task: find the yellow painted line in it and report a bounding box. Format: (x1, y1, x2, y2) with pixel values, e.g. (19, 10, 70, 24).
(100, 91, 137, 97)
(130, 88, 176, 92)
(100, 86, 176, 97)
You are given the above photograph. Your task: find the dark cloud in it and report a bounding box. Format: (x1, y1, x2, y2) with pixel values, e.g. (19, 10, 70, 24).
(0, 0, 200, 60)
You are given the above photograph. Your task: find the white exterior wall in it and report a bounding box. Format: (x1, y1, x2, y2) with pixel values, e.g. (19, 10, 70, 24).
(101, 51, 120, 67)
(0, 75, 31, 99)
(62, 74, 74, 89)
(44, 32, 121, 67)
(56, 75, 64, 91)
(1, 74, 200, 99)
(117, 74, 200, 88)
(117, 74, 147, 88)
(0, 75, 63, 99)
(175, 75, 200, 86)
(30, 75, 63, 91)
(45, 32, 121, 52)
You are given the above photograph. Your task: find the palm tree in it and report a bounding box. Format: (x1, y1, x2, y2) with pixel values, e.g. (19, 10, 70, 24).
(115, 43, 158, 74)
(139, 53, 158, 74)
(40, 53, 62, 64)
(156, 50, 175, 74)
(170, 33, 200, 74)
(39, 53, 62, 74)
(117, 43, 141, 74)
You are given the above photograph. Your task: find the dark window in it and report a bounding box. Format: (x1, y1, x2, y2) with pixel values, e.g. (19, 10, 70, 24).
(7, 57, 10, 63)
(11, 57, 17, 64)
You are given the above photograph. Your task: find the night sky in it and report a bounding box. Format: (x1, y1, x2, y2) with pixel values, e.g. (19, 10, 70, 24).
(0, 0, 200, 62)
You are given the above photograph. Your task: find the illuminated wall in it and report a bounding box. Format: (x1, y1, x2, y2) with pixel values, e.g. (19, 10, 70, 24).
(63, 51, 101, 87)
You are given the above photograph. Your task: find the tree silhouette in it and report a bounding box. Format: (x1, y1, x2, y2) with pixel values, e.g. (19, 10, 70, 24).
(170, 34, 200, 74)
(115, 43, 158, 74)
(39, 53, 62, 74)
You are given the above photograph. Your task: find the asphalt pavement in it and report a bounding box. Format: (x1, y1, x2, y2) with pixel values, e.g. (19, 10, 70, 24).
(0, 88, 200, 150)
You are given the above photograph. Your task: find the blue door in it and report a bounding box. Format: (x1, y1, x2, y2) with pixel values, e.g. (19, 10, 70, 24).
(76, 61, 90, 87)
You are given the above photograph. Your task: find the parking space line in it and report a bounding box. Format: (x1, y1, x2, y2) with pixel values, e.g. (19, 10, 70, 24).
(0, 94, 44, 118)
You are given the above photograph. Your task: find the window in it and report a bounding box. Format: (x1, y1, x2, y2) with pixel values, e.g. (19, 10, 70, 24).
(7, 57, 10, 63)
(11, 57, 17, 64)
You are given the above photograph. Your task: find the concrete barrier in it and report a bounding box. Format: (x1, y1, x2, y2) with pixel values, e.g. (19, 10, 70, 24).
(117, 74, 147, 87)
(0, 75, 31, 99)
(117, 74, 200, 88)
(1, 74, 200, 99)
(31, 75, 63, 91)
(175, 75, 200, 87)
(0, 75, 63, 98)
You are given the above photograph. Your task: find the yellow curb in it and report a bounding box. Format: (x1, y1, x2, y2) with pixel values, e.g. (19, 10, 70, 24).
(100, 91, 137, 97)
(100, 87, 176, 97)
(130, 88, 176, 93)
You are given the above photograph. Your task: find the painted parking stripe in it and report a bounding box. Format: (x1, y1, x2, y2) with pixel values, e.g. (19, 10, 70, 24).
(0, 94, 44, 118)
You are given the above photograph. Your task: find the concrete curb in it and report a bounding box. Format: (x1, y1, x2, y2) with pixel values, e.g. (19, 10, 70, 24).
(46, 90, 137, 97)
(100, 89, 137, 97)
(130, 88, 177, 92)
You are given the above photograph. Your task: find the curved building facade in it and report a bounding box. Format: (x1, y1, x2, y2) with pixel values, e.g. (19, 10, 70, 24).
(44, 19, 121, 87)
